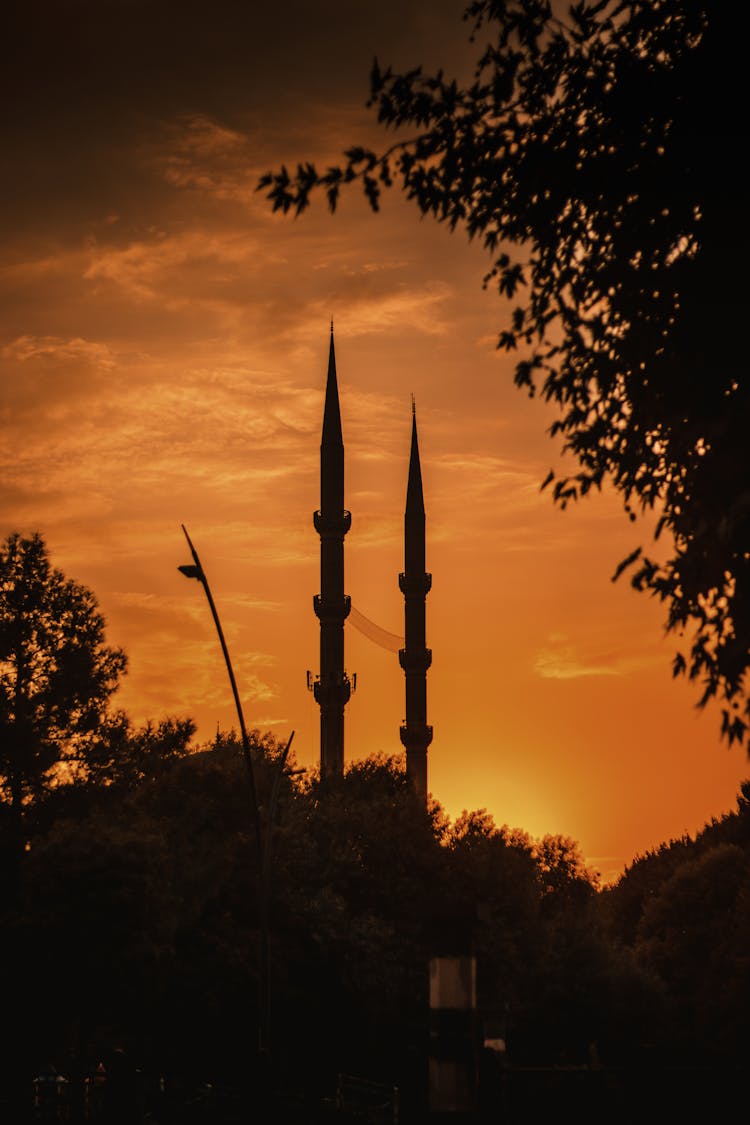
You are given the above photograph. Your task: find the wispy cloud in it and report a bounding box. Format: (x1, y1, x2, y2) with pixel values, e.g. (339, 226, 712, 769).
(433, 452, 539, 497)
(159, 115, 259, 205)
(252, 715, 290, 729)
(156, 107, 379, 207)
(2, 335, 115, 367)
(111, 590, 281, 615)
(303, 285, 452, 339)
(534, 636, 663, 680)
(83, 228, 275, 305)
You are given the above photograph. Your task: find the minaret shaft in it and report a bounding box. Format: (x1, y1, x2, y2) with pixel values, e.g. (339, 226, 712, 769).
(399, 408, 432, 802)
(313, 330, 351, 779)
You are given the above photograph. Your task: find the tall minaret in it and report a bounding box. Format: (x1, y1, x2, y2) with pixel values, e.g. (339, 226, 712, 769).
(399, 401, 433, 801)
(313, 325, 351, 779)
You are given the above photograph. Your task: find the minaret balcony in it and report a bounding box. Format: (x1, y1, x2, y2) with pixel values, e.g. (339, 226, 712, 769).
(398, 572, 432, 597)
(313, 593, 352, 622)
(314, 509, 352, 537)
(400, 721, 433, 750)
(313, 673, 352, 709)
(398, 647, 432, 672)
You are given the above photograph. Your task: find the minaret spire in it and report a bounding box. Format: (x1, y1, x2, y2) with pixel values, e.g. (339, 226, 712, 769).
(313, 326, 351, 778)
(399, 403, 432, 801)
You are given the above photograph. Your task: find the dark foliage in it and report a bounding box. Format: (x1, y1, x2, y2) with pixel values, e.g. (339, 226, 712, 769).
(4, 743, 649, 1100)
(603, 780, 750, 1061)
(0, 533, 126, 846)
(5, 728, 750, 1116)
(259, 1, 750, 752)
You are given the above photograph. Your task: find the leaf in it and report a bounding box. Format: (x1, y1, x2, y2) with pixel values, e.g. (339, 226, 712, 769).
(611, 547, 642, 583)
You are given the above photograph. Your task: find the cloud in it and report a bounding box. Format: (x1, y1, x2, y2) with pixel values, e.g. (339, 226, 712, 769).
(158, 115, 260, 205)
(111, 591, 280, 615)
(428, 452, 544, 534)
(278, 270, 454, 343)
(534, 637, 663, 680)
(2, 335, 115, 368)
(156, 107, 380, 207)
(535, 646, 619, 680)
(83, 228, 274, 305)
(0, 337, 325, 538)
(252, 715, 290, 729)
(168, 115, 248, 160)
(333, 284, 452, 337)
(433, 452, 539, 494)
(0, 334, 117, 428)
(78, 212, 453, 357)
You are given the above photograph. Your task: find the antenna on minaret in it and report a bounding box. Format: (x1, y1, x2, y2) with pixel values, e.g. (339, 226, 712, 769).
(399, 401, 433, 803)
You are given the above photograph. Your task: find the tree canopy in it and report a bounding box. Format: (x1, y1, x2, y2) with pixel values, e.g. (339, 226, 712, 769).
(0, 532, 127, 828)
(259, 1, 749, 751)
(6, 731, 750, 1107)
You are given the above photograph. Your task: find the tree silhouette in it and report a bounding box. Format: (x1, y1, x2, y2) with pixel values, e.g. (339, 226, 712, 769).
(259, 2, 749, 750)
(14, 742, 750, 1107)
(603, 791, 750, 1064)
(0, 532, 126, 857)
(81, 713, 196, 792)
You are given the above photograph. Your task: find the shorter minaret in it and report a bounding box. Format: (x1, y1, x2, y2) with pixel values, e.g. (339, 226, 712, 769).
(313, 326, 352, 779)
(399, 400, 432, 801)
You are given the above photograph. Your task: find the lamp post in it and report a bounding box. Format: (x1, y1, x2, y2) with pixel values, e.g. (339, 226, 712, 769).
(178, 524, 262, 855)
(178, 524, 295, 1062)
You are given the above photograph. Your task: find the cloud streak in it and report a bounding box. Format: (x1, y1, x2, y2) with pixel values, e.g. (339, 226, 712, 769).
(534, 637, 663, 680)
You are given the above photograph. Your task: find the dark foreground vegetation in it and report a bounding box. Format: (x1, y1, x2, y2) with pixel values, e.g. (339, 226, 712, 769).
(3, 728, 750, 1123)
(2, 531, 750, 1122)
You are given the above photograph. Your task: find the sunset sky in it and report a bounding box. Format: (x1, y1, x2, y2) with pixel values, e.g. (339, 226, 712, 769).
(3, 0, 746, 883)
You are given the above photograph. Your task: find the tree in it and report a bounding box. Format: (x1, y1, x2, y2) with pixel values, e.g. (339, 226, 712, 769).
(533, 833, 600, 904)
(0, 532, 126, 842)
(631, 843, 750, 1059)
(275, 754, 446, 1089)
(259, 2, 750, 750)
(3, 731, 287, 1098)
(80, 714, 196, 792)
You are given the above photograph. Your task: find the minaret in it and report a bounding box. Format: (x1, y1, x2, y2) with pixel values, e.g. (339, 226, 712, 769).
(313, 325, 351, 779)
(399, 401, 432, 801)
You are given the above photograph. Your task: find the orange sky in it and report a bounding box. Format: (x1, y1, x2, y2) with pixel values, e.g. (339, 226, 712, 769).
(2, 0, 747, 883)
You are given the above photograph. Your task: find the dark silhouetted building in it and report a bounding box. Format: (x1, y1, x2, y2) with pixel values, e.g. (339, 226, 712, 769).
(399, 402, 433, 800)
(311, 335, 433, 799)
(312, 326, 352, 778)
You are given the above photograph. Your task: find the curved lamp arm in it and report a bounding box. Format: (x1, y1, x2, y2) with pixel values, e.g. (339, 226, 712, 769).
(178, 523, 261, 854)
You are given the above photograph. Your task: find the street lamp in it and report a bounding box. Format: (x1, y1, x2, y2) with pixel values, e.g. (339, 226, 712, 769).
(178, 524, 295, 1061)
(178, 524, 262, 853)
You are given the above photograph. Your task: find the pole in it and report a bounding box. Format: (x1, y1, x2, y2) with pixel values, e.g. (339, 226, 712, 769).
(180, 524, 262, 857)
(178, 525, 297, 1069)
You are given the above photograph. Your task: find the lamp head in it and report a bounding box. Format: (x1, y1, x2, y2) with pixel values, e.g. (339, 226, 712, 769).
(178, 564, 202, 580)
